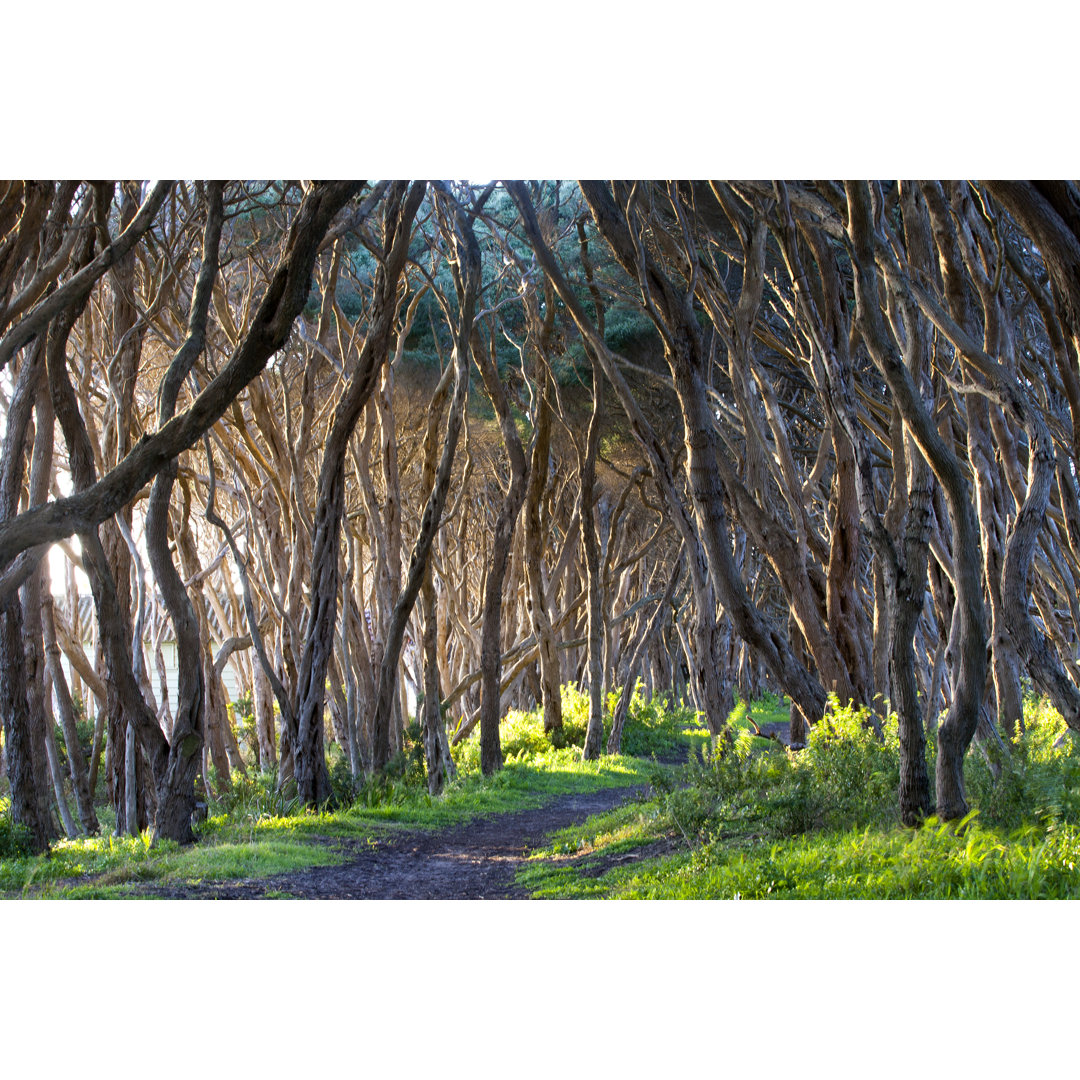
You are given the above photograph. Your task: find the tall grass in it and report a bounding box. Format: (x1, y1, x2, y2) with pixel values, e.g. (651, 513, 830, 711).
(518, 693, 1080, 899)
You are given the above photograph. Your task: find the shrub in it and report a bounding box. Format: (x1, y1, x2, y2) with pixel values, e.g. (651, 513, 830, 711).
(964, 696, 1080, 831)
(794, 696, 901, 830)
(658, 695, 902, 844)
(451, 683, 705, 771)
(609, 685, 703, 759)
(209, 768, 301, 822)
(229, 691, 258, 766)
(332, 722, 428, 808)
(0, 798, 35, 858)
(52, 694, 98, 779)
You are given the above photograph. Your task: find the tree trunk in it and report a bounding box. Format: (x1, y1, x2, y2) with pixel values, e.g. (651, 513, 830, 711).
(844, 180, 986, 820)
(523, 376, 563, 736)
(578, 217, 607, 760)
(294, 182, 425, 799)
(608, 552, 683, 754)
(472, 329, 530, 775)
(517, 181, 830, 728)
(43, 593, 98, 834)
(371, 185, 478, 773)
(0, 342, 49, 851)
(144, 184, 224, 842)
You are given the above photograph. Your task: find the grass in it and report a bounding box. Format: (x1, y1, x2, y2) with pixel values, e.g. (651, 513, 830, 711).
(1, 682, 700, 898)
(24, 687, 1077, 901)
(335, 751, 661, 828)
(517, 799, 673, 898)
(0, 753, 664, 898)
(0, 831, 350, 899)
(517, 814, 1080, 899)
(726, 690, 790, 735)
(515, 692, 1080, 899)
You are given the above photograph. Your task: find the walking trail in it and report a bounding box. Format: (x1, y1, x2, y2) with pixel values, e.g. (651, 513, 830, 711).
(138, 783, 652, 900)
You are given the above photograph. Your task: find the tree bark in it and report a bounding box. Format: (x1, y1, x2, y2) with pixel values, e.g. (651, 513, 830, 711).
(523, 374, 564, 736)
(472, 328, 530, 775)
(371, 185, 478, 774)
(578, 217, 607, 760)
(0, 181, 363, 589)
(293, 182, 426, 800)
(0, 342, 49, 851)
(608, 551, 683, 754)
(43, 592, 98, 834)
(844, 180, 986, 820)
(142, 183, 223, 840)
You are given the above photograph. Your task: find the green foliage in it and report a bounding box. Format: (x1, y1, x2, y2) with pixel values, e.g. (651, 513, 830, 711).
(787, 696, 901, 831)
(963, 694, 1080, 831)
(517, 694, 1080, 899)
(327, 722, 428, 810)
(52, 693, 99, 784)
(228, 691, 257, 763)
(612, 686, 705, 758)
(209, 768, 302, 823)
(452, 682, 705, 771)
(602, 304, 659, 353)
(644, 695, 898, 848)
(328, 750, 362, 808)
(0, 797, 35, 858)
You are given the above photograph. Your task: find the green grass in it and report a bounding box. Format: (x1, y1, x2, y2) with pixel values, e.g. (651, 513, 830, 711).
(515, 692, 1080, 899)
(516, 799, 674, 897)
(0, 831, 349, 898)
(26, 689, 1077, 902)
(518, 816, 1080, 899)
(334, 750, 661, 828)
(726, 690, 791, 735)
(1, 723, 674, 897)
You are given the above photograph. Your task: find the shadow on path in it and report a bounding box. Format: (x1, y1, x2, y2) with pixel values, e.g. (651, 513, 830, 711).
(139, 784, 651, 900)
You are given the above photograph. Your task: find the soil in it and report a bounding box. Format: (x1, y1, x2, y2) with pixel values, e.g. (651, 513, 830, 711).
(133, 783, 654, 900)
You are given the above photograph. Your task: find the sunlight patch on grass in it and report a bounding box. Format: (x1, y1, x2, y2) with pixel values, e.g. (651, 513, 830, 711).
(2, 832, 347, 897)
(529, 801, 660, 859)
(339, 752, 663, 829)
(519, 817, 1080, 900)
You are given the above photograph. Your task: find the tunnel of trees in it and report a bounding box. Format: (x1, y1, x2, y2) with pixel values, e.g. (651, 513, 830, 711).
(3, 178, 1080, 851)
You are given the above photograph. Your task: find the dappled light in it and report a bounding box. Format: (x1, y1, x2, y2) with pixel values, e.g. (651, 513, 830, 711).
(3, 180, 1080, 903)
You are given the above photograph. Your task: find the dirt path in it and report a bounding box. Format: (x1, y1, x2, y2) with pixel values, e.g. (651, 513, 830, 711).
(138, 783, 650, 900)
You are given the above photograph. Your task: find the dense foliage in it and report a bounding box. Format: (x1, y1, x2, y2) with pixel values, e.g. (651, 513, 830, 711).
(4, 179, 1080, 880)
(517, 694, 1080, 899)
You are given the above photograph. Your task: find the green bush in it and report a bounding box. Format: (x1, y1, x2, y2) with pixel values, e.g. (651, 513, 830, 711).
(657, 691, 1080, 854)
(51, 694, 98, 781)
(452, 683, 705, 771)
(655, 695, 902, 844)
(0, 798, 35, 858)
(335, 722, 427, 809)
(964, 696, 1080, 831)
(209, 768, 301, 822)
(229, 691, 257, 766)
(603, 305, 659, 353)
(609, 685, 703, 758)
(794, 696, 901, 830)
(327, 749, 360, 808)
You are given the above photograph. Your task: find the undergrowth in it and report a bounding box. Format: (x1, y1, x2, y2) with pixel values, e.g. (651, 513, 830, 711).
(451, 681, 707, 771)
(2, 686, 693, 897)
(0, 827, 348, 898)
(517, 692, 1080, 899)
